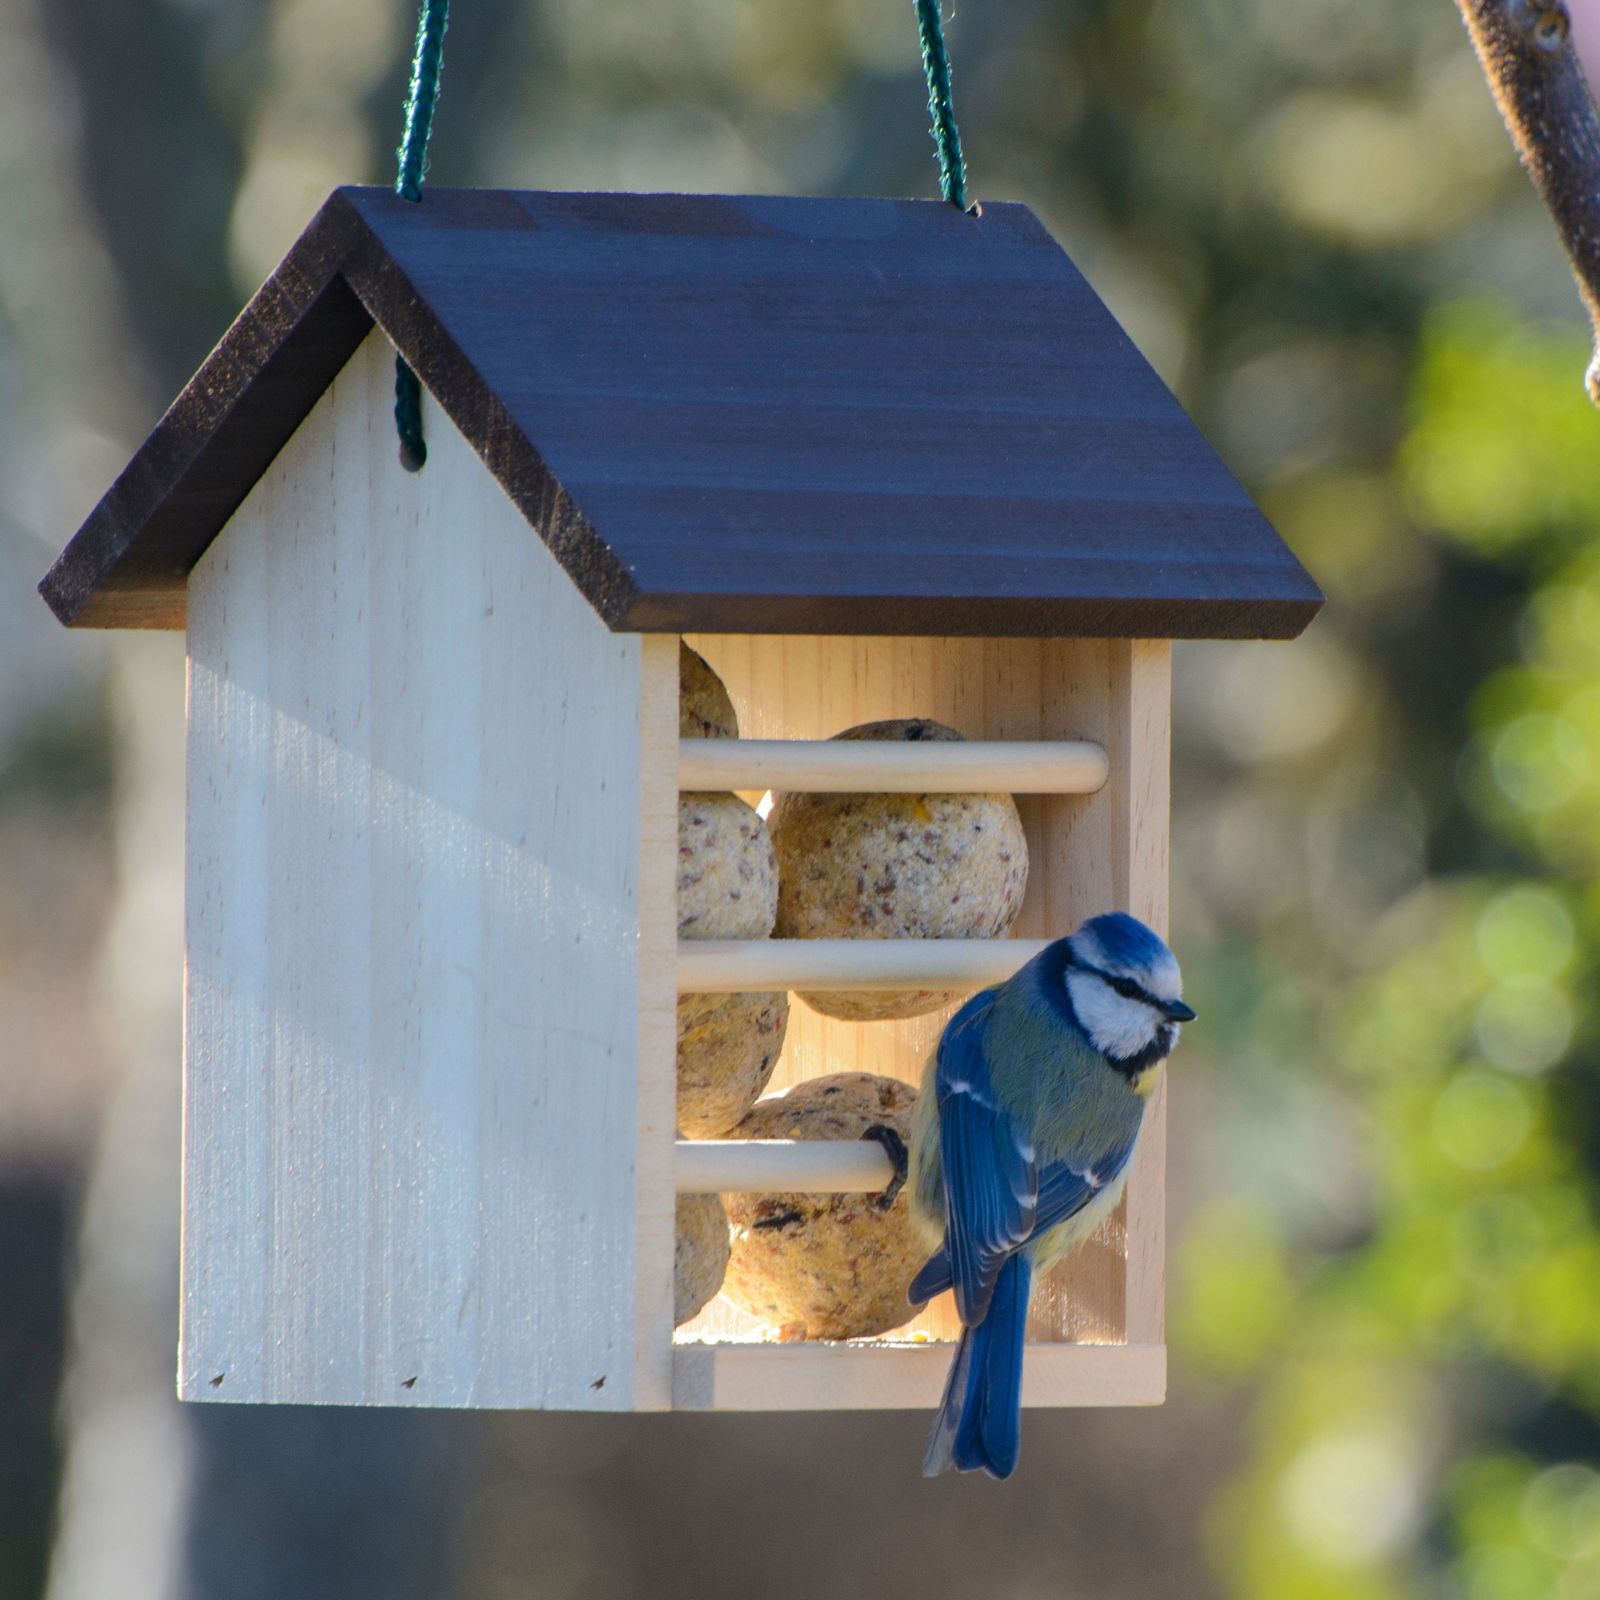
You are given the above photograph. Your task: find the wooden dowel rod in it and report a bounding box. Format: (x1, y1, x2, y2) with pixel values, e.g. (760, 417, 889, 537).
(675, 1139, 896, 1193)
(678, 938, 1049, 993)
(678, 738, 1108, 794)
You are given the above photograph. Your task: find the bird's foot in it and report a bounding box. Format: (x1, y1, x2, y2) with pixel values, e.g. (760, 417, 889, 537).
(861, 1123, 909, 1210)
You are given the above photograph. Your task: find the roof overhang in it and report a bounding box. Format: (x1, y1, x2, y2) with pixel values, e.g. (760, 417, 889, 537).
(42, 187, 1322, 639)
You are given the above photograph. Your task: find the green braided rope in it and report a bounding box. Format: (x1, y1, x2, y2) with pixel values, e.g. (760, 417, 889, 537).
(913, 0, 967, 209)
(394, 0, 451, 472)
(396, 0, 450, 201)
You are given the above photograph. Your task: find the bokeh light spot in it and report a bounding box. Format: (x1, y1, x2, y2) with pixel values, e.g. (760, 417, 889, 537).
(1490, 715, 1589, 814)
(1522, 1464, 1600, 1561)
(1431, 1071, 1533, 1169)
(1280, 1425, 1421, 1564)
(1475, 982, 1572, 1076)
(1477, 888, 1575, 981)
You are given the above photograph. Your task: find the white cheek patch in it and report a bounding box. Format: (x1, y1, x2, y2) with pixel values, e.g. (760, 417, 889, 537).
(1066, 969, 1159, 1061)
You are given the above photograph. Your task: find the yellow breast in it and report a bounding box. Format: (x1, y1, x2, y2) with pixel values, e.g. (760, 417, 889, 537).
(1127, 1060, 1165, 1101)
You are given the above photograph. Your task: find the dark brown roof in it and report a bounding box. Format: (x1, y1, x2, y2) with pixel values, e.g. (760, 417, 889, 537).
(41, 187, 1321, 637)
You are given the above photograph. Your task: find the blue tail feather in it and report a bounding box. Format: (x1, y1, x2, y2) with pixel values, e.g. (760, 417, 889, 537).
(922, 1319, 976, 1477)
(922, 1253, 1032, 1479)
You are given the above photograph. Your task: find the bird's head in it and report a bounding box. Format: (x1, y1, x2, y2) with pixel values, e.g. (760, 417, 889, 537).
(1061, 912, 1194, 1071)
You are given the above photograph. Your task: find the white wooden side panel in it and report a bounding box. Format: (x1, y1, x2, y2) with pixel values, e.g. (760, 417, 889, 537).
(632, 636, 681, 1409)
(183, 329, 661, 1409)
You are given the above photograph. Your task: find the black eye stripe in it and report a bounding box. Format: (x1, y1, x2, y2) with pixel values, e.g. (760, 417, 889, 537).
(1072, 959, 1158, 1008)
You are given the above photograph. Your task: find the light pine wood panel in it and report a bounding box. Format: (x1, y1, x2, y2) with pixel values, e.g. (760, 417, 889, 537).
(677, 739, 1108, 793)
(677, 938, 1054, 992)
(672, 1341, 1165, 1411)
(674, 1140, 896, 1193)
(1114, 641, 1171, 1348)
(679, 635, 1167, 1362)
(184, 329, 664, 1410)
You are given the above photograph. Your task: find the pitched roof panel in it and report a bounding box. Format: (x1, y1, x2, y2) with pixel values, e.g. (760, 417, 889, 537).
(41, 187, 1321, 637)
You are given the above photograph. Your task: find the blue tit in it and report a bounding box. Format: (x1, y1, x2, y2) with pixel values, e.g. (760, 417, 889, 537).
(906, 911, 1193, 1479)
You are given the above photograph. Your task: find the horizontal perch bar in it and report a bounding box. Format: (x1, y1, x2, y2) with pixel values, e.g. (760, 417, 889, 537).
(677, 938, 1050, 993)
(675, 1139, 896, 1193)
(678, 738, 1109, 794)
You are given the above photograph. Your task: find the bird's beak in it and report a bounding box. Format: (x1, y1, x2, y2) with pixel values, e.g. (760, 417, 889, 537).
(1162, 1000, 1196, 1024)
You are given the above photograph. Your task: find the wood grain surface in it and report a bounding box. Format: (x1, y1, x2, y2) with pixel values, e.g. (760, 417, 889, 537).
(183, 331, 671, 1410)
(43, 186, 1321, 640)
(676, 938, 1056, 992)
(671, 1340, 1165, 1411)
(676, 736, 1109, 793)
(674, 634, 1170, 1367)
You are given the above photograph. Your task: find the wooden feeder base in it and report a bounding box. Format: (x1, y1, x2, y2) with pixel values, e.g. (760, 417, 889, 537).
(671, 1341, 1166, 1411)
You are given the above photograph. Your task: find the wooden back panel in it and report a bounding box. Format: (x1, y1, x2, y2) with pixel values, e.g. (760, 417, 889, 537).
(679, 634, 1169, 1351)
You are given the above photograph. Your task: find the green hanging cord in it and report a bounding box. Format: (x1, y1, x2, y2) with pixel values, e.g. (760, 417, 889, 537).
(913, 0, 968, 209)
(393, 0, 451, 471)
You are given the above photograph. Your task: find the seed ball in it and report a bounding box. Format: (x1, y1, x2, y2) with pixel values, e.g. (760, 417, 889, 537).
(769, 718, 1029, 1020)
(676, 990, 788, 1138)
(680, 642, 738, 740)
(677, 791, 779, 941)
(676, 792, 789, 1133)
(675, 1192, 731, 1326)
(722, 1073, 923, 1341)
(676, 649, 790, 1137)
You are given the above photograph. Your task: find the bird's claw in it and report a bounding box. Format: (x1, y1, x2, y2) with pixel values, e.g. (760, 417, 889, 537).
(861, 1123, 909, 1210)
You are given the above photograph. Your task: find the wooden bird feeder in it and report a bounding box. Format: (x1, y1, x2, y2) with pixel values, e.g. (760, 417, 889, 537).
(41, 188, 1320, 1412)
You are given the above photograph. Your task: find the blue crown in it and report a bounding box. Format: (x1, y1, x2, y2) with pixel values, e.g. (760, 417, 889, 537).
(1077, 912, 1171, 971)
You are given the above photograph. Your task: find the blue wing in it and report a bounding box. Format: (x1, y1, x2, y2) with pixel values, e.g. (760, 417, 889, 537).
(933, 989, 1037, 1327)
(908, 1248, 953, 1304)
(1030, 1134, 1139, 1242)
(912, 1133, 1141, 1307)
(908, 1126, 1145, 1312)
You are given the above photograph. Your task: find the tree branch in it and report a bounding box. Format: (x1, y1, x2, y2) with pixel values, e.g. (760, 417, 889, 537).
(1455, 0, 1600, 401)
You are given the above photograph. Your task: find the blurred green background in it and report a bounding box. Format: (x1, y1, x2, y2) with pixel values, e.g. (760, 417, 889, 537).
(4, 0, 1599, 1596)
